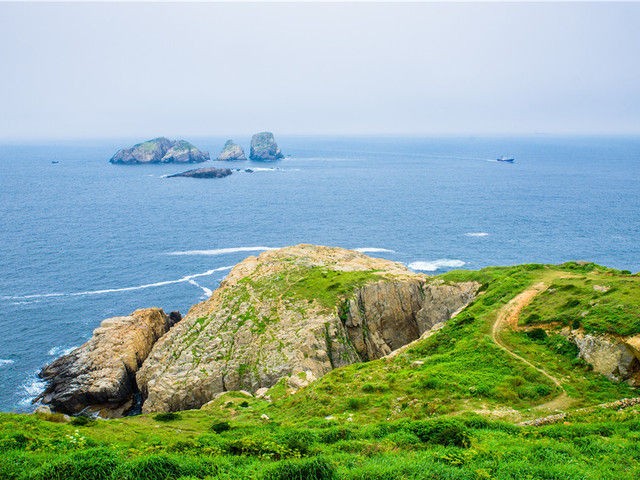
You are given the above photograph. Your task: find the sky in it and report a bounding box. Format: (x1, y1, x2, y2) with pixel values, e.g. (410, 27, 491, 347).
(0, 2, 639, 139)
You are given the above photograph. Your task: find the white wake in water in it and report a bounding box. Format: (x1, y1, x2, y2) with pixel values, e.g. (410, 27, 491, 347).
(2, 266, 233, 301)
(464, 232, 490, 237)
(408, 259, 466, 272)
(166, 246, 277, 256)
(188, 279, 213, 297)
(354, 247, 396, 253)
(0, 359, 14, 367)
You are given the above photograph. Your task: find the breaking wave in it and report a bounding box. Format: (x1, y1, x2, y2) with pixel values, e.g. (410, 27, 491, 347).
(408, 259, 466, 272)
(48, 346, 77, 357)
(166, 246, 277, 256)
(0, 359, 14, 367)
(464, 232, 489, 237)
(2, 266, 233, 301)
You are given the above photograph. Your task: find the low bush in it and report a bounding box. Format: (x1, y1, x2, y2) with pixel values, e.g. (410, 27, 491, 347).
(154, 412, 181, 422)
(211, 421, 231, 433)
(407, 418, 471, 448)
(261, 456, 336, 480)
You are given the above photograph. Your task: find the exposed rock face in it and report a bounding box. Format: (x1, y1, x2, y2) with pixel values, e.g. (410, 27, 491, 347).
(217, 140, 247, 161)
(109, 138, 209, 164)
(167, 167, 233, 179)
(37, 308, 176, 417)
(570, 332, 640, 384)
(136, 245, 479, 413)
(343, 280, 480, 360)
(249, 132, 284, 161)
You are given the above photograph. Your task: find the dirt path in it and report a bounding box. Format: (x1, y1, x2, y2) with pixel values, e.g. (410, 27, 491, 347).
(491, 281, 572, 411)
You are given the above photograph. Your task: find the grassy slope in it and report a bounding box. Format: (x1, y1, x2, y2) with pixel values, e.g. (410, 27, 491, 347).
(1, 262, 639, 479)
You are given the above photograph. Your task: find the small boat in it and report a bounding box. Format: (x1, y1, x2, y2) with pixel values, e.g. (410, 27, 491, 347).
(496, 156, 514, 163)
(51, 161, 59, 164)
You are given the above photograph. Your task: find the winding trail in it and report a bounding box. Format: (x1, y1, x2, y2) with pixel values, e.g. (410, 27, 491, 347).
(491, 281, 571, 411)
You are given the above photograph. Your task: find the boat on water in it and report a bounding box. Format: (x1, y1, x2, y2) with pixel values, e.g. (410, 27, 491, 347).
(51, 160, 59, 164)
(496, 156, 514, 163)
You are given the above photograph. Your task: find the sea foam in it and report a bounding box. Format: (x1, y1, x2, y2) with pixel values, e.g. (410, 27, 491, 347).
(166, 246, 277, 256)
(408, 259, 466, 272)
(0, 359, 14, 367)
(464, 232, 489, 237)
(354, 247, 396, 253)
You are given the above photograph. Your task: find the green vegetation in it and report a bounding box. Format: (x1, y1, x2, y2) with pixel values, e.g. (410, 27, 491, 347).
(521, 267, 640, 335)
(3, 262, 640, 479)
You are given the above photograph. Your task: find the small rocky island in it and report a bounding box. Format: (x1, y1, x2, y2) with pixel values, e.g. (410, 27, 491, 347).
(167, 167, 233, 179)
(109, 137, 210, 164)
(217, 140, 247, 161)
(250, 131, 284, 161)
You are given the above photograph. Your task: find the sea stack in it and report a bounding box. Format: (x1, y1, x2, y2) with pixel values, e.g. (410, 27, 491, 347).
(217, 140, 247, 161)
(109, 138, 209, 164)
(249, 132, 284, 161)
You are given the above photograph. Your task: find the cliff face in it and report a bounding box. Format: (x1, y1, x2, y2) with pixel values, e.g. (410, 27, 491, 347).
(249, 132, 284, 161)
(136, 245, 479, 413)
(217, 140, 247, 161)
(37, 308, 178, 416)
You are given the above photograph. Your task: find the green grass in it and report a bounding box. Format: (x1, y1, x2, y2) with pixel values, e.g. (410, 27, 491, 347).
(521, 269, 640, 335)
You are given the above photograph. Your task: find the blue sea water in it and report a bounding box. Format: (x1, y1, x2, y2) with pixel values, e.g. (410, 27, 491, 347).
(1, 135, 639, 412)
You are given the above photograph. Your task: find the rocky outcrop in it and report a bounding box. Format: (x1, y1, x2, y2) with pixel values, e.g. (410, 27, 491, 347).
(343, 280, 479, 360)
(217, 140, 247, 161)
(167, 167, 233, 179)
(569, 331, 640, 385)
(109, 138, 209, 164)
(249, 132, 284, 161)
(37, 308, 178, 417)
(136, 245, 479, 413)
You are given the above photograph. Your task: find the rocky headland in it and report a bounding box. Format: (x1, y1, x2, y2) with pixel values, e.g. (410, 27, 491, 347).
(217, 140, 247, 161)
(38, 245, 479, 416)
(249, 132, 284, 161)
(109, 138, 210, 164)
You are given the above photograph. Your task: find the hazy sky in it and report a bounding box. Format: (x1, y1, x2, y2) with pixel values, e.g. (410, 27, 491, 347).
(1, 2, 639, 139)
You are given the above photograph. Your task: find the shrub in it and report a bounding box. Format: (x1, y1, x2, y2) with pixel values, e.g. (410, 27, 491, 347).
(276, 429, 317, 455)
(525, 328, 547, 341)
(154, 412, 181, 422)
(70, 415, 94, 427)
(407, 418, 471, 448)
(346, 397, 365, 410)
(318, 427, 355, 444)
(239, 401, 250, 408)
(0, 433, 29, 451)
(211, 421, 231, 433)
(261, 457, 336, 480)
(115, 455, 183, 480)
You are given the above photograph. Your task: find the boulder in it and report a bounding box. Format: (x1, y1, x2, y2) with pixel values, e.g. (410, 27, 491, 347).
(36, 308, 176, 416)
(249, 132, 284, 161)
(217, 140, 247, 161)
(109, 138, 209, 164)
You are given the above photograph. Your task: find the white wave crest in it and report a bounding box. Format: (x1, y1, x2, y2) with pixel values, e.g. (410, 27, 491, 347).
(464, 232, 489, 237)
(166, 246, 277, 256)
(0, 359, 14, 367)
(48, 346, 77, 357)
(18, 376, 46, 406)
(354, 248, 396, 253)
(2, 266, 233, 301)
(408, 259, 466, 272)
(188, 279, 213, 297)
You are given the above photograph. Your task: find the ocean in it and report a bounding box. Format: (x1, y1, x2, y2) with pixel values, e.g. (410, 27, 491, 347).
(1, 135, 639, 412)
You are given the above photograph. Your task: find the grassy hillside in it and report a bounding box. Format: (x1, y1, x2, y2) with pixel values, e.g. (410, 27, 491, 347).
(2, 262, 639, 479)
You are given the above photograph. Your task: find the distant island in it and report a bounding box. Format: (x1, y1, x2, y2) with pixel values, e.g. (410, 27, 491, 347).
(109, 137, 210, 164)
(110, 132, 285, 165)
(167, 167, 233, 179)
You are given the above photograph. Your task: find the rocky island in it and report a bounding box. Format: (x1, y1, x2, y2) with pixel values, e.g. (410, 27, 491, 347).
(217, 140, 247, 161)
(109, 137, 210, 164)
(249, 131, 284, 161)
(167, 167, 233, 179)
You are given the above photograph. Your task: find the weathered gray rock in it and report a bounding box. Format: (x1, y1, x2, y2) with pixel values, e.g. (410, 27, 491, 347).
(161, 140, 210, 163)
(136, 245, 479, 413)
(217, 140, 247, 161)
(37, 308, 176, 417)
(249, 132, 284, 161)
(167, 167, 233, 179)
(109, 138, 209, 164)
(570, 332, 640, 384)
